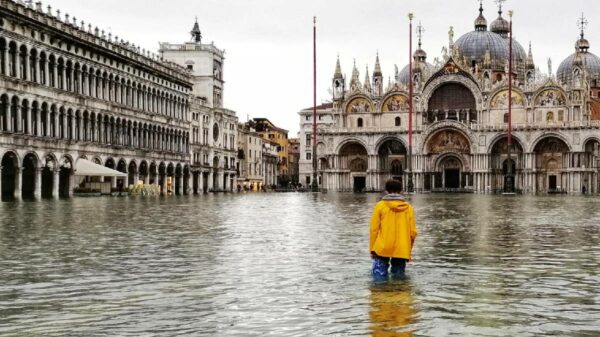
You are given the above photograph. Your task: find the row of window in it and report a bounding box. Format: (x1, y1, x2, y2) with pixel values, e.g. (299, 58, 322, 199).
(0, 94, 189, 153)
(0, 37, 190, 120)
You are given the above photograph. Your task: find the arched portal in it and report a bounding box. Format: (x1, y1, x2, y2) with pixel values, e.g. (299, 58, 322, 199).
(437, 155, 463, 189)
(59, 157, 73, 198)
(128, 161, 137, 187)
(490, 136, 524, 192)
(377, 139, 407, 190)
(167, 163, 175, 194)
(158, 162, 166, 194)
(425, 128, 472, 191)
(139, 161, 148, 184)
(533, 136, 569, 193)
(426, 83, 477, 124)
(41, 155, 55, 198)
(339, 141, 368, 192)
(583, 138, 600, 194)
(1, 151, 19, 200)
(22, 153, 38, 199)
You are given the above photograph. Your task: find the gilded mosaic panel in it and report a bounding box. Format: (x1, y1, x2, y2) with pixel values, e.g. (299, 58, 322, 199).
(346, 98, 373, 113)
(382, 94, 409, 112)
(490, 90, 525, 109)
(535, 89, 566, 107)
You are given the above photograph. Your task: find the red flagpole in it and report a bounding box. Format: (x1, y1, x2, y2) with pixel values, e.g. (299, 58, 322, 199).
(508, 12, 513, 147)
(312, 16, 318, 191)
(408, 13, 414, 192)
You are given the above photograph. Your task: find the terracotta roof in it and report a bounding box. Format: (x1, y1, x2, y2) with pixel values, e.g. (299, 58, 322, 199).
(303, 102, 333, 111)
(590, 98, 600, 120)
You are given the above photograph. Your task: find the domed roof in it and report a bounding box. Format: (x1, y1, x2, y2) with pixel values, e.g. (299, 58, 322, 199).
(490, 15, 509, 37)
(557, 51, 600, 85)
(455, 30, 508, 70)
(398, 61, 435, 85)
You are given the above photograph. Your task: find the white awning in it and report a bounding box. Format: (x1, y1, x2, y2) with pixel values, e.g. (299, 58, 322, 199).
(74, 159, 127, 177)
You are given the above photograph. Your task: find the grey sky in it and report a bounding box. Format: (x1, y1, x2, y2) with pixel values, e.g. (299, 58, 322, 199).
(48, 0, 600, 136)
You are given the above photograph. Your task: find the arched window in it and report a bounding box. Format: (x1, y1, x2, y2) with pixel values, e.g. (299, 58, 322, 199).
(496, 74, 502, 82)
(504, 113, 509, 123)
(357, 118, 363, 128)
(394, 117, 401, 126)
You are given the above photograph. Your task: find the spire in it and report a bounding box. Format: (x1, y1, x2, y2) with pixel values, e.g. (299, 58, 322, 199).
(191, 17, 202, 43)
(474, 0, 488, 31)
(527, 42, 535, 69)
(576, 13, 590, 53)
(364, 66, 372, 91)
(496, 0, 506, 16)
(490, 0, 509, 37)
(333, 54, 343, 79)
(373, 51, 382, 76)
(414, 22, 427, 62)
(350, 59, 361, 90)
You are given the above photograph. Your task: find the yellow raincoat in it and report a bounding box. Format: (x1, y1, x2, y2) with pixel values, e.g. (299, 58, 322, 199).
(369, 195, 417, 260)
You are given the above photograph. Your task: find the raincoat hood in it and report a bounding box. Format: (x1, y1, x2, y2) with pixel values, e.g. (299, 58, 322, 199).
(381, 194, 410, 212)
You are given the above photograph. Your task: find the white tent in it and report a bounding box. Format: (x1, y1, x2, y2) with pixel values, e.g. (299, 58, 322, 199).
(74, 159, 127, 177)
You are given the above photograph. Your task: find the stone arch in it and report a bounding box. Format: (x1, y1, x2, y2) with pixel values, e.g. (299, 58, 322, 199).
(421, 125, 473, 155)
(422, 74, 482, 112)
(58, 154, 73, 198)
(1, 150, 20, 200)
(528, 132, 572, 153)
(21, 152, 40, 198)
(335, 137, 369, 155)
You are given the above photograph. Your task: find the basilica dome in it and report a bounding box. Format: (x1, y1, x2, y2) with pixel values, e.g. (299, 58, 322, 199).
(398, 61, 435, 85)
(455, 5, 527, 74)
(455, 30, 508, 71)
(557, 50, 600, 85)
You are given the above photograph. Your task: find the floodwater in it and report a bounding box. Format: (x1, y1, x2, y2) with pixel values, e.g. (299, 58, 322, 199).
(1, 193, 600, 336)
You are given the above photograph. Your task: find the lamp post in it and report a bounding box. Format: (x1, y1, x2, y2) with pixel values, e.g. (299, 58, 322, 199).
(407, 13, 414, 193)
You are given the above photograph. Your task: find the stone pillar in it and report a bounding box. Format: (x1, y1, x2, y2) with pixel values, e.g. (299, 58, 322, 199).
(208, 171, 214, 191)
(161, 177, 167, 195)
(199, 171, 204, 194)
(15, 104, 22, 133)
(187, 174, 193, 195)
(52, 169, 60, 198)
(26, 105, 32, 135)
(34, 168, 42, 199)
(144, 174, 149, 185)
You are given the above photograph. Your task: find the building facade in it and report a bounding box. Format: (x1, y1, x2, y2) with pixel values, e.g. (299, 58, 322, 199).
(160, 19, 238, 193)
(288, 138, 300, 186)
(236, 122, 264, 191)
(0, 0, 237, 200)
(299, 4, 600, 194)
(252, 118, 290, 187)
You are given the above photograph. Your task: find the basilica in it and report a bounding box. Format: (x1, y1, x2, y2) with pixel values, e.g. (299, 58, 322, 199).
(298, 2, 600, 194)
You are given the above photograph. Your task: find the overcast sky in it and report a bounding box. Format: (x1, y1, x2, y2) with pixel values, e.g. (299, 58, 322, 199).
(48, 0, 600, 136)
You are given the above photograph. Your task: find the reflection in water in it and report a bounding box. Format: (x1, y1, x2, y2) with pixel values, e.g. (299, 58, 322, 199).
(370, 278, 416, 337)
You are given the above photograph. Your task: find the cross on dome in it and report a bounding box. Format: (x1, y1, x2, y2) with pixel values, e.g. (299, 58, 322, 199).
(578, 13, 588, 39)
(417, 22, 425, 48)
(495, 0, 506, 15)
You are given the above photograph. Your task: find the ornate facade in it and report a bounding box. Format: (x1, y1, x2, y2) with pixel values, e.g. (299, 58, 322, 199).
(0, 0, 236, 200)
(299, 3, 600, 194)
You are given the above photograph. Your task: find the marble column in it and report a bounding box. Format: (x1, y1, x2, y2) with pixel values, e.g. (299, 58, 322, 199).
(52, 169, 60, 198)
(176, 175, 183, 195)
(34, 168, 42, 199)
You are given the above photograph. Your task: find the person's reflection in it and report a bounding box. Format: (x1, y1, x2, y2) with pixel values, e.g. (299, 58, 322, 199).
(369, 278, 416, 337)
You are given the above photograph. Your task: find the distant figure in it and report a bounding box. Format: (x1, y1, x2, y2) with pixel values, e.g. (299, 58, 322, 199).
(370, 180, 417, 280)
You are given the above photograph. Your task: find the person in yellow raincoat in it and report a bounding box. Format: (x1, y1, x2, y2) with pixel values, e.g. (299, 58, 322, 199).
(370, 180, 417, 279)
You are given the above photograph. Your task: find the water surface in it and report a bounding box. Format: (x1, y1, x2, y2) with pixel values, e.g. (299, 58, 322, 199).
(1, 193, 600, 336)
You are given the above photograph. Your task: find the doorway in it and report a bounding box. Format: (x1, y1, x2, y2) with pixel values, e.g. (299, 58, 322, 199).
(444, 169, 460, 189)
(353, 176, 366, 193)
(548, 175, 557, 191)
